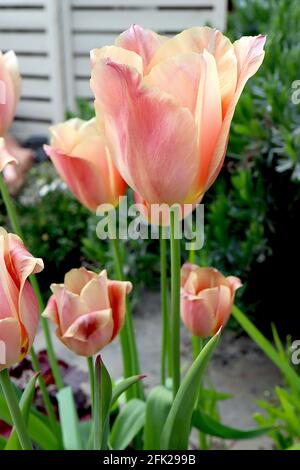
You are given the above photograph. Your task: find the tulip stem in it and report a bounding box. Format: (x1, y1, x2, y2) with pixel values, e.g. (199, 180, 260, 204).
(0, 174, 64, 392)
(160, 226, 171, 384)
(170, 210, 181, 398)
(30, 349, 61, 442)
(0, 368, 33, 450)
(87, 356, 95, 412)
(110, 236, 144, 401)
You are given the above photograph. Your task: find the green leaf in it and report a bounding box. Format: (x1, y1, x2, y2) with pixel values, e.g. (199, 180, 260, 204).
(5, 373, 39, 450)
(287, 442, 300, 450)
(57, 386, 82, 450)
(0, 434, 7, 450)
(110, 399, 146, 450)
(112, 375, 145, 407)
(161, 331, 220, 450)
(0, 393, 58, 450)
(193, 409, 271, 439)
(232, 305, 300, 391)
(94, 356, 112, 450)
(144, 386, 172, 450)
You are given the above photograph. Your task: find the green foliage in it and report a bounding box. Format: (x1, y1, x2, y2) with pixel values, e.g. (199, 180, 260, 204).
(233, 306, 300, 449)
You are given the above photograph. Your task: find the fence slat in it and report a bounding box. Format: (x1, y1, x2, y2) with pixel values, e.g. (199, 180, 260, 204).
(22, 78, 50, 98)
(18, 56, 50, 76)
(0, 10, 46, 29)
(72, 0, 214, 6)
(0, 33, 48, 53)
(12, 121, 50, 141)
(72, 10, 218, 32)
(16, 100, 53, 119)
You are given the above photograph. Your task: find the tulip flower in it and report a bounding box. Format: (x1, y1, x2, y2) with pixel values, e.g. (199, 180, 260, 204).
(180, 263, 242, 338)
(0, 227, 44, 371)
(0, 50, 21, 136)
(91, 25, 265, 208)
(44, 118, 127, 212)
(43, 267, 132, 356)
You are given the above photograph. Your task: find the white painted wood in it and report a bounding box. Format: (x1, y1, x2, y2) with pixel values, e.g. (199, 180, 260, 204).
(74, 33, 118, 53)
(22, 78, 50, 98)
(72, 0, 216, 6)
(44, 0, 66, 123)
(11, 121, 50, 141)
(75, 79, 93, 99)
(17, 100, 53, 120)
(61, 0, 77, 112)
(18, 57, 50, 76)
(0, 10, 46, 29)
(72, 10, 218, 32)
(0, 33, 48, 53)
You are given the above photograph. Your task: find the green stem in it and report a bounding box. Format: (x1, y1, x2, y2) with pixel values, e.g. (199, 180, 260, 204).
(0, 369, 32, 450)
(30, 349, 60, 441)
(0, 174, 64, 392)
(160, 227, 171, 384)
(170, 211, 181, 398)
(110, 237, 144, 400)
(193, 337, 208, 450)
(87, 356, 95, 412)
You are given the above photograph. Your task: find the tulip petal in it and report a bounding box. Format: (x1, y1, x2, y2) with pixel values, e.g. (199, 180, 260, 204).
(80, 272, 111, 312)
(0, 138, 17, 172)
(0, 229, 19, 320)
(107, 279, 132, 340)
(7, 234, 43, 347)
(0, 51, 20, 135)
(0, 317, 21, 371)
(91, 61, 198, 205)
(206, 35, 266, 190)
(51, 284, 88, 335)
(194, 50, 222, 195)
(115, 24, 168, 68)
(181, 292, 215, 338)
(62, 309, 114, 356)
(211, 285, 233, 333)
(3, 51, 21, 103)
(149, 26, 237, 114)
(64, 267, 97, 295)
(226, 276, 243, 295)
(43, 294, 59, 326)
(91, 45, 143, 73)
(144, 52, 202, 114)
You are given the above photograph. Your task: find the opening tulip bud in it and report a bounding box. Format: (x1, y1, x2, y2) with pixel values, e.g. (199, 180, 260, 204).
(180, 263, 242, 338)
(43, 267, 132, 357)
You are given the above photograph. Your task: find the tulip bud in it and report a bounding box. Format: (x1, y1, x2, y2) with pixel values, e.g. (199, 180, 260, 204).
(0, 228, 43, 370)
(43, 267, 132, 357)
(44, 118, 127, 213)
(180, 263, 242, 338)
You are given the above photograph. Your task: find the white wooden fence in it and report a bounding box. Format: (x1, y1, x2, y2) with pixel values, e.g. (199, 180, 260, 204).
(0, 0, 227, 141)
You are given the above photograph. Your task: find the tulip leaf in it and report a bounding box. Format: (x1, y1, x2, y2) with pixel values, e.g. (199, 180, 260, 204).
(0, 392, 58, 449)
(144, 386, 172, 450)
(5, 373, 39, 450)
(161, 331, 221, 450)
(110, 399, 146, 450)
(112, 375, 145, 407)
(57, 386, 82, 450)
(192, 408, 271, 439)
(0, 434, 7, 450)
(94, 356, 112, 450)
(232, 305, 300, 391)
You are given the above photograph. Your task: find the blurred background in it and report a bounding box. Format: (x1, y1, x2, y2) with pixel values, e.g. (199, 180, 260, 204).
(0, 0, 299, 337)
